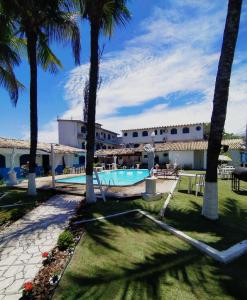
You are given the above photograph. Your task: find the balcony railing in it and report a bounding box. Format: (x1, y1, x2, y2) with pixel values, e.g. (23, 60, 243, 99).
(78, 133, 119, 144)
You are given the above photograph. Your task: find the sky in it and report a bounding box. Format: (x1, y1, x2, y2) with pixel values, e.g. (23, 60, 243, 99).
(0, 0, 247, 143)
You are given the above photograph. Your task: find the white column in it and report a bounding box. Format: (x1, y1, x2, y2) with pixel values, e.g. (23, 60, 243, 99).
(51, 144, 55, 188)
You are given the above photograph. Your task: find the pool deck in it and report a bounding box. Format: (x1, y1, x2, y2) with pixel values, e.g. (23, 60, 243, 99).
(15, 174, 176, 198)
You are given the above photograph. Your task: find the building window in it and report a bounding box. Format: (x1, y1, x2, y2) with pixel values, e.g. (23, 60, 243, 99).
(144, 155, 148, 158)
(163, 153, 168, 157)
(134, 144, 140, 148)
(171, 128, 177, 135)
(133, 132, 138, 137)
(142, 131, 148, 137)
(81, 126, 86, 133)
(154, 129, 158, 135)
(96, 132, 99, 137)
(124, 132, 128, 137)
(160, 129, 163, 135)
(182, 127, 190, 134)
(196, 126, 201, 131)
(0, 154, 6, 168)
(102, 145, 106, 149)
(82, 143, 86, 149)
(108, 134, 111, 140)
(104, 133, 106, 139)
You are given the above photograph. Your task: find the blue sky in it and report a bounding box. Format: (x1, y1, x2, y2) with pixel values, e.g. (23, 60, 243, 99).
(0, 0, 247, 142)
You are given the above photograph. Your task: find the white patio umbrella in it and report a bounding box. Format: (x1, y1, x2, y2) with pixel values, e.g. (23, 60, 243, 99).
(218, 155, 232, 162)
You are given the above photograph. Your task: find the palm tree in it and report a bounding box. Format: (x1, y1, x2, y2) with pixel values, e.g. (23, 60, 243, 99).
(202, 0, 242, 220)
(1, 0, 81, 195)
(0, 6, 23, 105)
(78, 0, 130, 203)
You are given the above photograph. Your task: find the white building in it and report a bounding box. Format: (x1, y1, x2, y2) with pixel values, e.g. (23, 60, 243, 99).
(58, 119, 119, 150)
(0, 137, 85, 179)
(96, 139, 245, 170)
(121, 123, 205, 147)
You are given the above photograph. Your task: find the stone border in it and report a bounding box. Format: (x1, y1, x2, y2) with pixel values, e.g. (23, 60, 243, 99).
(74, 209, 247, 264)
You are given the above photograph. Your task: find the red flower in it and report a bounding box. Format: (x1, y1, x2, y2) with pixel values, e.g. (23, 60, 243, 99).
(42, 252, 49, 258)
(23, 282, 33, 292)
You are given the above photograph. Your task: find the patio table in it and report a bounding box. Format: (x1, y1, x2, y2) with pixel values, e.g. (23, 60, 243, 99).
(178, 173, 197, 194)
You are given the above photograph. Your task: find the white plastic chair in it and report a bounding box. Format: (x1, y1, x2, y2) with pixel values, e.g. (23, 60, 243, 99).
(195, 174, 205, 197)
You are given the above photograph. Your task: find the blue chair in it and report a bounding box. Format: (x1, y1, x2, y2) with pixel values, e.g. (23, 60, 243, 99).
(55, 165, 64, 175)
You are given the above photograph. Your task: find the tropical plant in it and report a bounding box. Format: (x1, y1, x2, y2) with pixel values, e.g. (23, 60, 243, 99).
(1, 0, 81, 195)
(0, 6, 23, 105)
(57, 230, 74, 250)
(202, 0, 242, 220)
(79, 0, 131, 203)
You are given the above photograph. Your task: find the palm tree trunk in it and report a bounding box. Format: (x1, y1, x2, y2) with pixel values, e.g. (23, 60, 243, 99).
(85, 19, 100, 203)
(202, 0, 242, 219)
(27, 31, 38, 196)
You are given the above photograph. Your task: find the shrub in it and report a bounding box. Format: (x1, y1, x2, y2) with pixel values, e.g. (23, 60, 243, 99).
(57, 230, 74, 250)
(11, 208, 24, 221)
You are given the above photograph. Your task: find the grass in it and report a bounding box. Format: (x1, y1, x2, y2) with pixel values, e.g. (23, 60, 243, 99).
(166, 176, 247, 249)
(54, 176, 247, 300)
(0, 186, 57, 227)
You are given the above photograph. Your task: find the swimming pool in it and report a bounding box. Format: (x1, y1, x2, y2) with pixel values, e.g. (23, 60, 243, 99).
(56, 169, 150, 186)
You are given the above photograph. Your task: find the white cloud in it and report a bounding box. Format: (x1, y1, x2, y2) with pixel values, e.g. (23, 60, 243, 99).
(36, 0, 247, 142)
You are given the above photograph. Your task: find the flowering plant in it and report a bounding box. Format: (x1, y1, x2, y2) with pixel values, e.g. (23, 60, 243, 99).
(23, 282, 33, 292)
(42, 252, 49, 258)
(41, 251, 53, 264)
(21, 281, 33, 299)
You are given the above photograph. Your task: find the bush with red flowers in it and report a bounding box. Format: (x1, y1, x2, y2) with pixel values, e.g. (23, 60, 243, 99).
(42, 251, 53, 264)
(42, 252, 49, 258)
(20, 281, 33, 299)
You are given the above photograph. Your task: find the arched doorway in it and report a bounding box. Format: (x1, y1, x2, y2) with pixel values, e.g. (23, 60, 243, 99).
(79, 156, 85, 165)
(0, 155, 6, 168)
(20, 154, 30, 166)
(154, 156, 160, 164)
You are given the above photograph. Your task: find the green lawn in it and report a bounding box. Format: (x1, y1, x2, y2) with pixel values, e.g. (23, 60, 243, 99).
(0, 186, 57, 227)
(54, 178, 247, 300)
(166, 177, 247, 249)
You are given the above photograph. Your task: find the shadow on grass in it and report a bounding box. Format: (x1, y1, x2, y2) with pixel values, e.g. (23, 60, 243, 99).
(165, 195, 247, 250)
(58, 243, 207, 300)
(56, 224, 247, 300)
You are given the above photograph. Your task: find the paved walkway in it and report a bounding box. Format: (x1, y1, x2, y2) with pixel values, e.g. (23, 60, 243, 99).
(0, 194, 82, 300)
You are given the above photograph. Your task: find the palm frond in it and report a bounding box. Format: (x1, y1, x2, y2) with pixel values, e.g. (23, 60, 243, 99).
(0, 65, 24, 106)
(37, 32, 62, 73)
(44, 12, 81, 65)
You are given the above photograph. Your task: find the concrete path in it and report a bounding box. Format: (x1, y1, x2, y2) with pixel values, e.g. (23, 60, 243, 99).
(0, 194, 82, 300)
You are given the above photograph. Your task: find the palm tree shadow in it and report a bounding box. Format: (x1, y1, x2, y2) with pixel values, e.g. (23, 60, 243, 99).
(165, 196, 247, 250)
(60, 243, 207, 300)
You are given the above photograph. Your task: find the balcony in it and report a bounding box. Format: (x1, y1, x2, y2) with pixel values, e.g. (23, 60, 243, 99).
(96, 137, 119, 145)
(78, 133, 119, 145)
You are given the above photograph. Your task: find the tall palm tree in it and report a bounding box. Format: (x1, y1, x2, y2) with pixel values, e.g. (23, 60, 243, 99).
(1, 0, 81, 195)
(0, 6, 23, 105)
(79, 0, 130, 203)
(202, 0, 242, 220)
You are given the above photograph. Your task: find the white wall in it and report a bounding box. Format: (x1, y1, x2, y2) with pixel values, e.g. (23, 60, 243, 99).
(122, 124, 204, 145)
(169, 151, 194, 168)
(58, 121, 78, 148)
(228, 150, 241, 167)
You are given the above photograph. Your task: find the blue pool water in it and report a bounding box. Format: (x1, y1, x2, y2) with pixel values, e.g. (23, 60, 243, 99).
(56, 169, 150, 186)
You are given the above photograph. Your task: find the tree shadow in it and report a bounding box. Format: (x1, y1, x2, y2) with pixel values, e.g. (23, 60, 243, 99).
(57, 242, 207, 300)
(165, 196, 247, 250)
